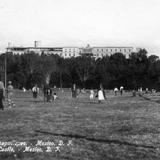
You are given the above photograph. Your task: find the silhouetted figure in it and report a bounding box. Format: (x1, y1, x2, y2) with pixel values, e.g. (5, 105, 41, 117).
(120, 86, 124, 96)
(71, 84, 77, 98)
(43, 83, 52, 102)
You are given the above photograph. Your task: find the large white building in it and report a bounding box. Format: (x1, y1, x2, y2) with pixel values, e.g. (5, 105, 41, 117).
(7, 47, 63, 56)
(6, 43, 136, 59)
(62, 47, 80, 58)
(92, 46, 133, 59)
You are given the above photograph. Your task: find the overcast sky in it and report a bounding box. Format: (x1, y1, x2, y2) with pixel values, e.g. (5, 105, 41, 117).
(0, 0, 160, 55)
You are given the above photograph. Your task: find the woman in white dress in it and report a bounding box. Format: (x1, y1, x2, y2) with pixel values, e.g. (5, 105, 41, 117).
(98, 88, 105, 103)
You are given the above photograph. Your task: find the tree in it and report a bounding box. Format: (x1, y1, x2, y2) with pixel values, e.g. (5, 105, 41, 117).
(128, 49, 148, 89)
(39, 54, 58, 85)
(148, 55, 159, 63)
(74, 56, 96, 88)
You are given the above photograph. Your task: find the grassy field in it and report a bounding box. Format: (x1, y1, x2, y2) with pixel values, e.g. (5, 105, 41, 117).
(0, 89, 160, 160)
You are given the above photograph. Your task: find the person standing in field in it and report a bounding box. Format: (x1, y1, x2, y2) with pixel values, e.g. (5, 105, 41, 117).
(32, 84, 39, 99)
(114, 87, 118, 96)
(23, 87, 26, 92)
(47, 87, 52, 102)
(43, 84, 52, 102)
(8, 81, 15, 108)
(71, 84, 78, 108)
(98, 88, 105, 103)
(120, 86, 124, 96)
(145, 88, 149, 94)
(71, 84, 77, 98)
(100, 84, 106, 100)
(0, 76, 5, 110)
(90, 88, 94, 100)
(53, 92, 58, 101)
(43, 78, 53, 102)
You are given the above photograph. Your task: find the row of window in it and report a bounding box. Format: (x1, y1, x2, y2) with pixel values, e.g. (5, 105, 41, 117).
(93, 53, 109, 57)
(64, 51, 79, 53)
(11, 50, 130, 58)
(63, 49, 79, 52)
(94, 48, 132, 52)
(64, 53, 76, 57)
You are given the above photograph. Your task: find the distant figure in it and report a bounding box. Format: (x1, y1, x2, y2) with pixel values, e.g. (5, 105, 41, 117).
(23, 87, 26, 92)
(132, 90, 136, 97)
(90, 89, 94, 100)
(0, 76, 5, 110)
(152, 89, 156, 93)
(8, 81, 15, 108)
(100, 84, 106, 100)
(98, 88, 105, 103)
(48, 88, 52, 102)
(43, 81, 52, 102)
(139, 87, 142, 92)
(77, 88, 80, 97)
(32, 84, 39, 99)
(44, 85, 52, 102)
(53, 93, 58, 101)
(120, 86, 124, 96)
(114, 87, 118, 96)
(71, 84, 77, 98)
(145, 88, 149, 94)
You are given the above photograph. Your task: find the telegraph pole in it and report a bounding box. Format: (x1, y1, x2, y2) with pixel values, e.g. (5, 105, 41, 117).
(4, 47, 7, 100)
(5, 49, 7, 89)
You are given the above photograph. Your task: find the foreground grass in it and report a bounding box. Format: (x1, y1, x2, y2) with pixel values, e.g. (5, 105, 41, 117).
(0, 90, 160, 159)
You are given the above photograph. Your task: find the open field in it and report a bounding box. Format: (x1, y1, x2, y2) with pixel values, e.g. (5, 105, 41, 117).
(0, 90, 160, 159)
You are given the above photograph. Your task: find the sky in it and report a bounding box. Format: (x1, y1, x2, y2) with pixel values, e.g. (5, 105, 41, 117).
(0, 0, 160, 55)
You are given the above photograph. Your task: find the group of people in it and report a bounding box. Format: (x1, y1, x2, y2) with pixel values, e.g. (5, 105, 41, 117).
(71, 84, 125, 103)
(114, 86, 124, 96)
(0, 74, 126, 110)
(32, 83, 58, 102)
(71, 84, 107, 103)
(89, 87, 106, 103)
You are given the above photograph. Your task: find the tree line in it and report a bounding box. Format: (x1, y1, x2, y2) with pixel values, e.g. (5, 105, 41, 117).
(0, 49, 160, 90)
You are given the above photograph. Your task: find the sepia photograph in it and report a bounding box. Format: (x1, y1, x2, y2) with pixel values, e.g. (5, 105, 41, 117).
(0, 0, 160, 159)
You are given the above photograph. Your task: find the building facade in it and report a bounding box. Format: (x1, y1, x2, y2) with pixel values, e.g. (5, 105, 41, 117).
(7, 47, 63, 56)
(6, 44, 136, 59)
(79, 44, 93, 57)
(92, 47, 133, 59)
(62, 47, 80, 58)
